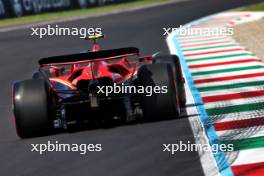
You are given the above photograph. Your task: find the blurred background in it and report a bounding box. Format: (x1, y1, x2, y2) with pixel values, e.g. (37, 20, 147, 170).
(0, 0, 133, 18)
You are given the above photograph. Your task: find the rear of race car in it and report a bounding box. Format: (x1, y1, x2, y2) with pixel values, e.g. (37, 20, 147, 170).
(12, 37, 186, 138)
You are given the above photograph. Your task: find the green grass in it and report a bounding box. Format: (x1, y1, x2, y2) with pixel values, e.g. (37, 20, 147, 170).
(241, 2, 264, 11)
(0, 0, 172, 27)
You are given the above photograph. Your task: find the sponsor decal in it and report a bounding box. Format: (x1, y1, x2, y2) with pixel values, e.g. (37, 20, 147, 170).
(11, 0, 23, 16)
(1, 0, 129, 19)
(22, 0, 71, 13)
(0, 0, 5, 16)
(86, 71, 91, 76)
(85, 71, 100, 76)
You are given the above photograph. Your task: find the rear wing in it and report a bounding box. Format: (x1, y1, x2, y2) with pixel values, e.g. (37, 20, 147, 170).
(39, 47, 139, 67)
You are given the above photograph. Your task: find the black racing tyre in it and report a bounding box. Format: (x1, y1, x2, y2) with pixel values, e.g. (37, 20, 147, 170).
(138, 63, 180, 121)
(154, 55, 186, 108)
(13, 79, 53, 138)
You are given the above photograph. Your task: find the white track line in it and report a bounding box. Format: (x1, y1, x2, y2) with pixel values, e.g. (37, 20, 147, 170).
(181, 42, 239, 50)
(204, 96, 264, 109)
(185, 51, 251, 60)
(190, 61, 263, 73)
(227, 148, 264, 166)
(180, 39, 235, 48)
(196, 76, 264, 88)
(217, 126, 264, 141)
(178, 37, 229, 45)
(187, 55, 259, 66)
(192, 68, 264, 80)
(183, 46, 245, 55)
(177, 35, 227, 42)
(209, 110, 264, 124)
(200, 85, 264, 97)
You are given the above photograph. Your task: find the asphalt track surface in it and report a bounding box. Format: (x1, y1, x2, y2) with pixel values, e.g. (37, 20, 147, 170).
(0, 0, 263, 175)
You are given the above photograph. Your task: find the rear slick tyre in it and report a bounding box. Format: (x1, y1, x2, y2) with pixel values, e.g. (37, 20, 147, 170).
(154, 55, 186, 108)
(13, 79, 53, 138)
(138, 63, 180, 121)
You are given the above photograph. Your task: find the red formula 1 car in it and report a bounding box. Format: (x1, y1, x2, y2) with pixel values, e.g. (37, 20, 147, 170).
(13, 35, 186, 138)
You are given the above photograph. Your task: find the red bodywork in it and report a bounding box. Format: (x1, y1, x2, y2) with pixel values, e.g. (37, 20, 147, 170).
(39, 44, 152, 93)
(47, 59, 141, 91)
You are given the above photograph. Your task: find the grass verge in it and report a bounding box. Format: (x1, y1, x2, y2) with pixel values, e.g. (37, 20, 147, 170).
(241, 2, 264, 11)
